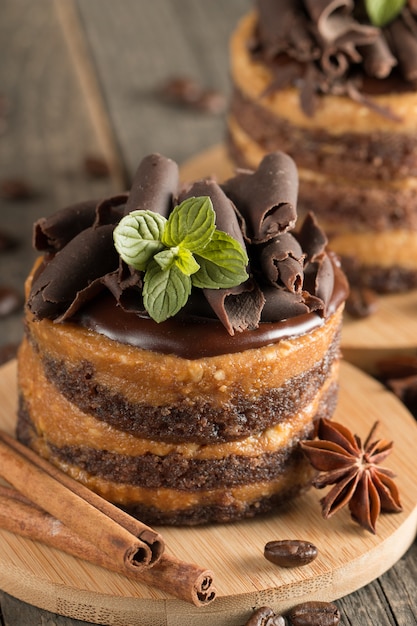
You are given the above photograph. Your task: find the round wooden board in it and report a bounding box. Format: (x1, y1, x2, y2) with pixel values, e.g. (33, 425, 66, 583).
(180, 145, 417, 376)
(0, 359, 416, 626)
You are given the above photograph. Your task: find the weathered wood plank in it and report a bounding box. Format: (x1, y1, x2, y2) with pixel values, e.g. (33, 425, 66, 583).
(0, 0, 119, 350)
(72, 0, 251, 174)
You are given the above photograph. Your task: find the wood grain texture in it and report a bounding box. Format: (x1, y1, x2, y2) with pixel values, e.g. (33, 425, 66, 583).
(71, 0, 251, 175)
(0, 0, 119, 351)
(0, 359, 416, 626)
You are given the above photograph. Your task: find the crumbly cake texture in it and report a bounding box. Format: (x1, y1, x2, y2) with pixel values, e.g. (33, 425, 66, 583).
(17, 151, 348, 525)
(227, 2, 417, 293)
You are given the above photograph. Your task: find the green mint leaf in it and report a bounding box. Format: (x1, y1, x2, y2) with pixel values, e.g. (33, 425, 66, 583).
(113, 210, 166, 271)
(174, 246, 200, 276)
(154, 246, 200, 276)
(192, 230, 249, 289)
(143, 260, 191, 323)
(162, 196, 215, 252)
(153, 247, 179, 271)
(364, 0, 405, 26)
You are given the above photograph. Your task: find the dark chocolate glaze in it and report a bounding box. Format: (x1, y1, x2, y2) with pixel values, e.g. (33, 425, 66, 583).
(73, 254, 347, 359)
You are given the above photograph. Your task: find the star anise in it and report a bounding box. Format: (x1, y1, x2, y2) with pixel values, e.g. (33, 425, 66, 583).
(300, 419, 403, 534)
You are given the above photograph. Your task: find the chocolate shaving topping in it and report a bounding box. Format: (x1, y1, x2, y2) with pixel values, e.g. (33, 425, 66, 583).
(124, 153, 179, 217)
(179, 179, 264, 334)
(94, 193, 128, 227)
(253, 0, 417, 117)
(256, 0, 318, 61)
(204, 280, 265, 335)
(29, 225, 119, 320)
(259, 233, 304, 292)
(359, 35, 397, 79)
(34, 200, 98, 252)
(388, 11, 417, 82)
(221, 152, 298, 243)
(296, 212, 328, 262)
(28, 152, 342, 335)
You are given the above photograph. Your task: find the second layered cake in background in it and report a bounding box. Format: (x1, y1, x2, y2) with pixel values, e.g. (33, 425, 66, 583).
(228, 0, 417, 293)
(17, 151, 348, 526)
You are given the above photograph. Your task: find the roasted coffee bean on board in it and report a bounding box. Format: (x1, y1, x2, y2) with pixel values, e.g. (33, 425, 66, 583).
(264, 540, 318, 567)
(288, 601, 340, 626)
(244, 605, 287, 626)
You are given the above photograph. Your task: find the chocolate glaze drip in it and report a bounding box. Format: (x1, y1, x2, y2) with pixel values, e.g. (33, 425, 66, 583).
(252, 0, 417, 117)
(28, 152, 348, 355)
(73, 259, 347, 359)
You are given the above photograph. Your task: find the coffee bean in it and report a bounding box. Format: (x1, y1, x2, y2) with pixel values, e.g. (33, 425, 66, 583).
(288, 601, 340, 626)
(0, 178, 35, 200)
(244, 606, 287, 626)
(264, 540, 318, 568)
(158, 76, 202, 105)
(157, 76, 226, 114)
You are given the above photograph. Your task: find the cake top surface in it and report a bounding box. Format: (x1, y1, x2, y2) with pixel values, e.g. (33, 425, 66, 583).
(27, 151, 348, 357)
(251, 0, 417, 117)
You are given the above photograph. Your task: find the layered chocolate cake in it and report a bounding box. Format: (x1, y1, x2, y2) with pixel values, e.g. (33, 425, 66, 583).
(16, 151, 348, 525)
(228, 0, 417, 292)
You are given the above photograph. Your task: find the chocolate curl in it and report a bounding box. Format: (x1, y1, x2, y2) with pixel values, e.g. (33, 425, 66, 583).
(304, 0, 378, 76)
(102, 262, 145, 314)
(303, 254, 335, 312)
(359, 35, 397, 79)
(261, 287, 312, 321)
(295, 212, 334, 312)
(124, 153, 179, 217)
(180, 179, 265, 335)
(222, 152, 298, 244)
(204, 281, 265, 335)
(259, 233, 304, 292)
(94, 193, 129, 226)
(256, 0, 317, 61)
(28, 224, 119, 320)
(33, 200, 98, 252)
(296, 212, 328, 262)
(388, 12, 417, 81)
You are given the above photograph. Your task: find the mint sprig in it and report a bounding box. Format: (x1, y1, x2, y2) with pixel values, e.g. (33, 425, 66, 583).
(113, 196, 249, 322)
(364, 0, 406, 27)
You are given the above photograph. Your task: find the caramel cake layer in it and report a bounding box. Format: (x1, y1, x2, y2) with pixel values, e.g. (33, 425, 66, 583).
(22, 305, 343, 444)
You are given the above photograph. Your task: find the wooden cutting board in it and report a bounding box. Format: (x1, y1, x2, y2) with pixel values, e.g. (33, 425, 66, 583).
(180, 145, 417, 376)
(0, 358, 416, 626)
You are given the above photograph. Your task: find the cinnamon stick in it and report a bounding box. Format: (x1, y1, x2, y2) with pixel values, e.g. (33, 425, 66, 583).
(0, 484, 216, 606)
(0, 430, 164, 572)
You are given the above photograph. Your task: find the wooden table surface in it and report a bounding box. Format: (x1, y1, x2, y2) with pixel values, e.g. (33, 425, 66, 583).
(0, 1, 416, 625)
